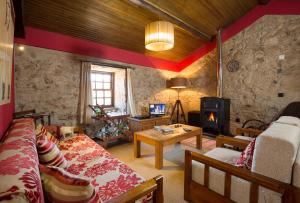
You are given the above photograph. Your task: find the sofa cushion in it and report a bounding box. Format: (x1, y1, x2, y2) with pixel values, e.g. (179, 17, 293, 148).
(235, 139, 256, 169)
(252, 122, 300, 183)
(0, 118, 44, 203)
(274, 116, 300, 127)
(36, 124, 59, 144)
(205, 147, 241, 165)
(39, 165, 100, 203)
(37, 138, 67, 168)
(192, 148, 252, 202)
(59, 134, 145, 202)
(234, 135, 254, 141)
(293, 146, 300, 188)
(192, 148, 241, 187)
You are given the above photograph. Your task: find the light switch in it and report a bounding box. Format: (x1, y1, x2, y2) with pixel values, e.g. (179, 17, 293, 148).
(279, 55, 285, 60)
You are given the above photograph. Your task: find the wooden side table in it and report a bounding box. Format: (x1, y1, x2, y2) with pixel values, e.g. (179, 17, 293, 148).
(91, 114, 130, 148)
(14, 109, 51, 126)
(134, 124, 202, 169)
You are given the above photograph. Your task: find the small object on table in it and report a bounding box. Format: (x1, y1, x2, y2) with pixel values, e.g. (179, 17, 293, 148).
(183, 127, 192, 132)
(154, 125, 174, 134)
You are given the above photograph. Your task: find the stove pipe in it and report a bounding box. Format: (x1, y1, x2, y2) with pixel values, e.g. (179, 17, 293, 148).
(217, 29, 223, 98)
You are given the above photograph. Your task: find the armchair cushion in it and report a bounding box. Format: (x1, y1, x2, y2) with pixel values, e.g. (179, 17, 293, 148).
(293, 146, 300, 188)
(191, 148, 252, 202)
(252, 122, 300, 183)
(234, 135, 254, 141)
(274, 116, 300, 127)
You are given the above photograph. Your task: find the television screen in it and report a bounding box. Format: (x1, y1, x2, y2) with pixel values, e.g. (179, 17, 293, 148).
(149, 104, 166, 116)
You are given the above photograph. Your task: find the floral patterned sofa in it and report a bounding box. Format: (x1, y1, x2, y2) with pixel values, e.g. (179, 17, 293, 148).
(0, 118, 163, 203)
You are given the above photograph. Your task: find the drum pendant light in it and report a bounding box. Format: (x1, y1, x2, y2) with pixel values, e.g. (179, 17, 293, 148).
(145, 21, 174, 51)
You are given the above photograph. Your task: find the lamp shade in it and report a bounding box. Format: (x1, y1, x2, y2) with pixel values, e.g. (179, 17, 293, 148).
(167, 77, 187, 89)
(145, 21, 174, 51)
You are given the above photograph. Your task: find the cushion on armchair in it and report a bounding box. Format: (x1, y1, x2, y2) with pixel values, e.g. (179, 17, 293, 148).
(192, 148, 243, 192)
(293, 147, 300, 188)
(252, 122, 300, 183)
(192, 148, 252, 202)
(273, 116, 300, 127)
(235, 138, 256, 170)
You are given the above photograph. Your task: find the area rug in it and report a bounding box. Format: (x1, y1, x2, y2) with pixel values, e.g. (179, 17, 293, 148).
(181, 136, 216, 151)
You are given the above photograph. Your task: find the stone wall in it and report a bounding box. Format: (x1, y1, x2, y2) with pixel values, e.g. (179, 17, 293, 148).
(15, 47, 81, 125)
(188, 15, 300, 132)
(222, 15, 300, 131)
(14, 15, 299, 132)
(130, 52, 217, 117)
(14, 45, 215, 125)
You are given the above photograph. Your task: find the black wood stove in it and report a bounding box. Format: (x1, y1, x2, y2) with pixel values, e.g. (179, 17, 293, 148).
(200, 97, 230, 136)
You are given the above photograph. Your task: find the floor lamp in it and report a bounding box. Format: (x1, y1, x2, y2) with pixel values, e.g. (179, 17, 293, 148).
(167, 77, 187, 124)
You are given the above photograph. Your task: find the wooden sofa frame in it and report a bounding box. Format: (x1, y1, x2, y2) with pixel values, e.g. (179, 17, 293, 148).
(184, 130, 297, 203)
(108, 175, 163, 203)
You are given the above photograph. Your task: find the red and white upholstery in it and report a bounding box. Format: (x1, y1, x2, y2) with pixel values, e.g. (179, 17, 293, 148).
(39, 165, 100, 203)
(0, 118, 147, 203)
(59, 134, 145, 202)
(0, 119, 44, 203)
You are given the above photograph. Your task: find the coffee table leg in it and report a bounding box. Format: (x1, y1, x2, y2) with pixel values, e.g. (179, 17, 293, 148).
(134, 134, 141, 158)
(155, 142, 163, 169)
(196, 133, 202, 150)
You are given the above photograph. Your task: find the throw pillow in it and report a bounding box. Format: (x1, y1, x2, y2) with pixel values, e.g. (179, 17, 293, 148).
(37, 137, 67, 168)
(235, 138, 256, 170)
(36, 124, 59, 144)
(60, 126, 75, 138)
(39, 165, 99, 203)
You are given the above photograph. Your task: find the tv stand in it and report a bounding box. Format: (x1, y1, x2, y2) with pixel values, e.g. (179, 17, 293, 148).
(128, 116, 170, 135)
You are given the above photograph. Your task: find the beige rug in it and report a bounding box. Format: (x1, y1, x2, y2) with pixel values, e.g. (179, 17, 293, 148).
(107, 138, 216, 203)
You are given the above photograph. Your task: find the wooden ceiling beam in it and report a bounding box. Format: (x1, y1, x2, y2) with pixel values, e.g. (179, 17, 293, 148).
(129, 0, 213, 41)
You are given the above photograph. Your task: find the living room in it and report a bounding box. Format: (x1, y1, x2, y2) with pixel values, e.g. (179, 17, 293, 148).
(0, 0, 300, 202)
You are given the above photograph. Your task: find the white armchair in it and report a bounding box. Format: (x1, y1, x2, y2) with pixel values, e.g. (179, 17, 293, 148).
(185, 116, 300, 203)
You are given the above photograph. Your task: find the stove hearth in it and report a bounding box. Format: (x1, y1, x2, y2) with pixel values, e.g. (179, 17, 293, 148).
(200, 97, 230, 137)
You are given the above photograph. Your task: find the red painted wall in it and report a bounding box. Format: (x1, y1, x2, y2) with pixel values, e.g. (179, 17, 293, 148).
(15, 27, 180, 72)
(0, 65, 14, 138)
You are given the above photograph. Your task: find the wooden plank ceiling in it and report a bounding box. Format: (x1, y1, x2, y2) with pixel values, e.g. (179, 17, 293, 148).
(23, 0, 258, 62)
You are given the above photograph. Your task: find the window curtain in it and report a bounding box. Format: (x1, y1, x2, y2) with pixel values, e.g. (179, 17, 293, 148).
(79, 62, 93, 124)
(127, 69, 137, 117)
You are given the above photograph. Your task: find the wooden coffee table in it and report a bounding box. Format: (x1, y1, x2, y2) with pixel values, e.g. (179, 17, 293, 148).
(134, 124, 202, 169)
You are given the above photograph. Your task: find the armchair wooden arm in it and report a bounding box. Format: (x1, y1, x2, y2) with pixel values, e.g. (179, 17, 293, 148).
(216, 136, 251, 150)
(236, 127, 263, 138)
(108, 175, 163, 203)
(184, 150, 293, 203)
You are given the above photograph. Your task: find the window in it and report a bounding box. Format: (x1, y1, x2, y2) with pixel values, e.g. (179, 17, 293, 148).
(91, 71, 114, 107)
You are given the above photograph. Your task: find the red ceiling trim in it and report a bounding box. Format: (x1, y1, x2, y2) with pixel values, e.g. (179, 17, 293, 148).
(15, 0, 299, 72)
(15, 27, 180, 72)
(178, 0, 300, 71)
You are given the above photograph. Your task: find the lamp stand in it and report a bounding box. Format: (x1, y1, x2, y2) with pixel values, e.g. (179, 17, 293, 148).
(170, 91, 186, 124)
